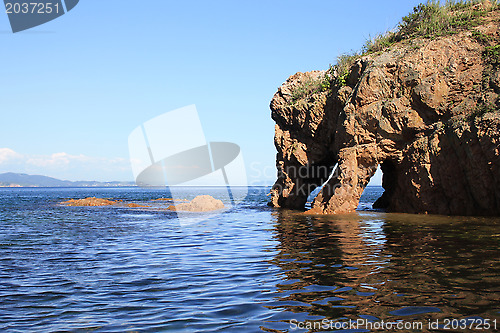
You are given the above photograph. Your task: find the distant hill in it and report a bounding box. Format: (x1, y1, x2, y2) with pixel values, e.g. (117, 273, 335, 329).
(0, 173, 135, 187)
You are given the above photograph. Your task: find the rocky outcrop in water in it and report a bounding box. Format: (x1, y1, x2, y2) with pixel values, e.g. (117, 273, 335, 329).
(61, 197, 119, 206)
(269, 9, 500, 216)
(60, 195, 225, 211)
(61, 197, 150, 208)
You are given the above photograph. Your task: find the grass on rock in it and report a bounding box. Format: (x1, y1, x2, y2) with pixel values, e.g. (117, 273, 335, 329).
(289, 0, 499, 102)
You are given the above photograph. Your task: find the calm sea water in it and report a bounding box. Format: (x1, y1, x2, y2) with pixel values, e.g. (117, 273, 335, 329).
(0, 187, 499, 332)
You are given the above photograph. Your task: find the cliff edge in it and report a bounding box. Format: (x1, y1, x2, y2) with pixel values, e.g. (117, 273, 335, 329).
(269, 2, 500, 216)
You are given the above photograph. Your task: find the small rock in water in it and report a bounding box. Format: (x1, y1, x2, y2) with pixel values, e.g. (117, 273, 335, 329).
(174, 195, 225, 212)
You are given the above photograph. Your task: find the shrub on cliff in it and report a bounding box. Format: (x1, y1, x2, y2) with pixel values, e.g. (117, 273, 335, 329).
(290, 67, 334, 103)
(484, 44, 500, 66)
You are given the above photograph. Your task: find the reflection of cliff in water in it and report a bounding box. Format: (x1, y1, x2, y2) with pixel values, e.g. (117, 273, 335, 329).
(265, 210, 500, 329)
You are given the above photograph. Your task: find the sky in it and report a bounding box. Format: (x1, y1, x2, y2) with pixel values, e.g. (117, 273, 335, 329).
(0, 0, 423, 184)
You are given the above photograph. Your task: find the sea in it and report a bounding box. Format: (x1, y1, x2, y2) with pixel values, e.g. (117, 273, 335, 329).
(0, 186, 499, 332)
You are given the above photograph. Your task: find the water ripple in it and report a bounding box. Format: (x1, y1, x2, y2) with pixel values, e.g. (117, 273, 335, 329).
(0, 188, 499, 332)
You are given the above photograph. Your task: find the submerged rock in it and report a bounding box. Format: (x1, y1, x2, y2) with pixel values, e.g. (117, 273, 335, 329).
(126, 203, 150, 208)
(269, 9, 500, 216)
(174, 195, 225, 212)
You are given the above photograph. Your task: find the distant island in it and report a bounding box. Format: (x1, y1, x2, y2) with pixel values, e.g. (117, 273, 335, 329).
(0, 172, 135, 188)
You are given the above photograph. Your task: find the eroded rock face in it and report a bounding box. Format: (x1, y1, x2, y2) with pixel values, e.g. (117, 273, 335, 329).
(269, 15, 500, 216)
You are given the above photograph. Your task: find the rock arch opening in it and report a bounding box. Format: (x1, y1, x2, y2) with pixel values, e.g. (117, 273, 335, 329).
(373, 160, 397, 210)
(356, 165, 383, 211)
(306, 163, 338, 208)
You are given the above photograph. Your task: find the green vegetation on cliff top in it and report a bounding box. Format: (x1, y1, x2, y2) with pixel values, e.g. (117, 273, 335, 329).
(290, 0, 499, 102)
(364, 0, 499, 54)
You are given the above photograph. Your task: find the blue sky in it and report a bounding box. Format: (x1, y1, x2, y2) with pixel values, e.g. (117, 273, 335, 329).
(0, 0, 423, 183)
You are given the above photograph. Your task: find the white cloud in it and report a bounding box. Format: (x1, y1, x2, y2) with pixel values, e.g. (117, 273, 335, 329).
(0, 148, 133, 181)
(0, 148, 23, 164)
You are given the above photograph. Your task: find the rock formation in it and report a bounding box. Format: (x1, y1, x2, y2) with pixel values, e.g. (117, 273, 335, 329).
(269, 7, 500, 216)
